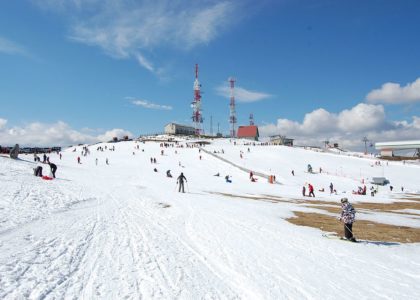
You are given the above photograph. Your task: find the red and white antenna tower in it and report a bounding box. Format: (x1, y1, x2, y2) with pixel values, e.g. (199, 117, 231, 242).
(192, 64, 203, 135)
(229, 77, 236, 138)
(249, 113, 254, 125)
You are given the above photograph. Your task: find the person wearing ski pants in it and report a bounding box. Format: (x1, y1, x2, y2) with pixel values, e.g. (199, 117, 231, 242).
(177, 172, 187, 193)
(339, 198, 356, 242)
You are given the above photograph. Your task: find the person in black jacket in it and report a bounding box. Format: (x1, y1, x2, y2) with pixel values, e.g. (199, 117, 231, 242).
(177, 172, 187, 193)
(48, 162, 57, 178)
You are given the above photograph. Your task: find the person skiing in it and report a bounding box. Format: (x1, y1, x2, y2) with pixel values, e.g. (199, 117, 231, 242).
(177, 172, 187, 193)
(48, 162, 57, 178)
(329, 182, 334, 194)
(308, 183, 315, 197)
(339, 198, 356, 242)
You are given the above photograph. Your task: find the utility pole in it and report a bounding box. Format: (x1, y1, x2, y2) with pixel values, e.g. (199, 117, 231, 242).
(362, 137, 369, 154)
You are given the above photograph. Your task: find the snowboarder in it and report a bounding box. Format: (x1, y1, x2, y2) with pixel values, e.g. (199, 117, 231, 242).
(292, 170, 295, 176)
(390, 185, 393, 191)
(339, 198, 356, 242)
(77, 156, 81, 164)
(177, 172, 187, 193)
(308, 184, 315, 197)
(48, 162, 57, 178)
(329, 183, 334, 194)
(214, 173, 220, 177)
(106, 158, 109, 165)
(249, 171, 254, 179)
(154, 168, 158, 172)
(166, 170, 172, 177)
(225, 175, 232, 183)
(302, 185, 306, 196)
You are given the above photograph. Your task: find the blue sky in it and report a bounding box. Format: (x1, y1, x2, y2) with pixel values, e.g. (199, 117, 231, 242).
(0, 0, 419, 148)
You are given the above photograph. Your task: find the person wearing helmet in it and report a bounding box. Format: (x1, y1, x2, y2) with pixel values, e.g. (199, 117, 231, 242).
(339, 198, 356, 242)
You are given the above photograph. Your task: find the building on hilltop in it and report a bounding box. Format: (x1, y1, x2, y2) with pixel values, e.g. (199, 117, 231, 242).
(270, 135, 294, 146)
(164, 123, 196, 136)
(237, 125, 259, 141)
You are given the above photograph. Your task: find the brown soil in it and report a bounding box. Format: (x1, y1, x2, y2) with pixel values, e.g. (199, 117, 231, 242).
(210, 191, 420, 243)
(287, 212, 420, 243)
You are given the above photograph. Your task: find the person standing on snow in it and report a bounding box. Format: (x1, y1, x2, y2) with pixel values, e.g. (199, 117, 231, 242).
(339, 198, 356, 242)
(329, 183, 334, 194)
(177, 172, 187, 193)
(308, 183, 315, 197)
(48, 162, 57, 178)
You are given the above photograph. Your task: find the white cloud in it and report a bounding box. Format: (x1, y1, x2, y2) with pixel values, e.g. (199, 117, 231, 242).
(337, 103, 385, 132)
(216, 84, 272, 103)
(47, 0, 238, 74)
(96, 128, 133, 142)
(366, 78, 420, 104)
(0, 119, 133, 147)
(0, 37, 26, 56)
(131, 99, 172, 110)
(259, 103, 419, 151)
(0, 118, 7, 129)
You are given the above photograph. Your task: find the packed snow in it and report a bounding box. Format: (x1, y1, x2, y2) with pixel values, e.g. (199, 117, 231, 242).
(1, 137, 419, 299)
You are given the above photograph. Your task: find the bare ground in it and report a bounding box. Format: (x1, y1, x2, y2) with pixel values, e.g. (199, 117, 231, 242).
(210, 192, 420, 243)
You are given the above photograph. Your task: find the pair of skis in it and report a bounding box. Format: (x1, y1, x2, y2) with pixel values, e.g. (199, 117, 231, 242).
(322, 233, 359, 243)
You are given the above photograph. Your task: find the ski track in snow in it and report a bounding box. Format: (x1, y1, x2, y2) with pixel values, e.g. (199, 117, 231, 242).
(1, 140, 420, 299)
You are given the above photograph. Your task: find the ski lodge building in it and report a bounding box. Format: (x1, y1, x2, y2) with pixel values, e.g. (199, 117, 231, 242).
(375, 140, 420, 157)
(237, 125, 259, 141)
(164, 123, 196, 136)
(270, 135, 294, 146)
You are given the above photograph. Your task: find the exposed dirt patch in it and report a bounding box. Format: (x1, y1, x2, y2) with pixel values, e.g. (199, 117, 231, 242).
(211, 192, 420, 214)
(287, 212, 420, 243)
(210, 191, 420, 243)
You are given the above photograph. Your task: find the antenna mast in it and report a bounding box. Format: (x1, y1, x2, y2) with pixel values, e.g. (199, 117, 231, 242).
(249, 113, 254, 125)
(192, 64, 203, 136)
(229, 77, 237, 138)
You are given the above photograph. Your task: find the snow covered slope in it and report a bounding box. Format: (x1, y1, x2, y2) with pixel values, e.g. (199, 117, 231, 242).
(1, 138, 419, 299)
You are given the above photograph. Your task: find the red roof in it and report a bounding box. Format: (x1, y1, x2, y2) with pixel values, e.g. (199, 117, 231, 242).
(237, 126, 259, 138)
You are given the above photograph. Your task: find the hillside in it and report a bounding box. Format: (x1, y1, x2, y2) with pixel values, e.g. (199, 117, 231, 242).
(0, 138, 419, 299)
